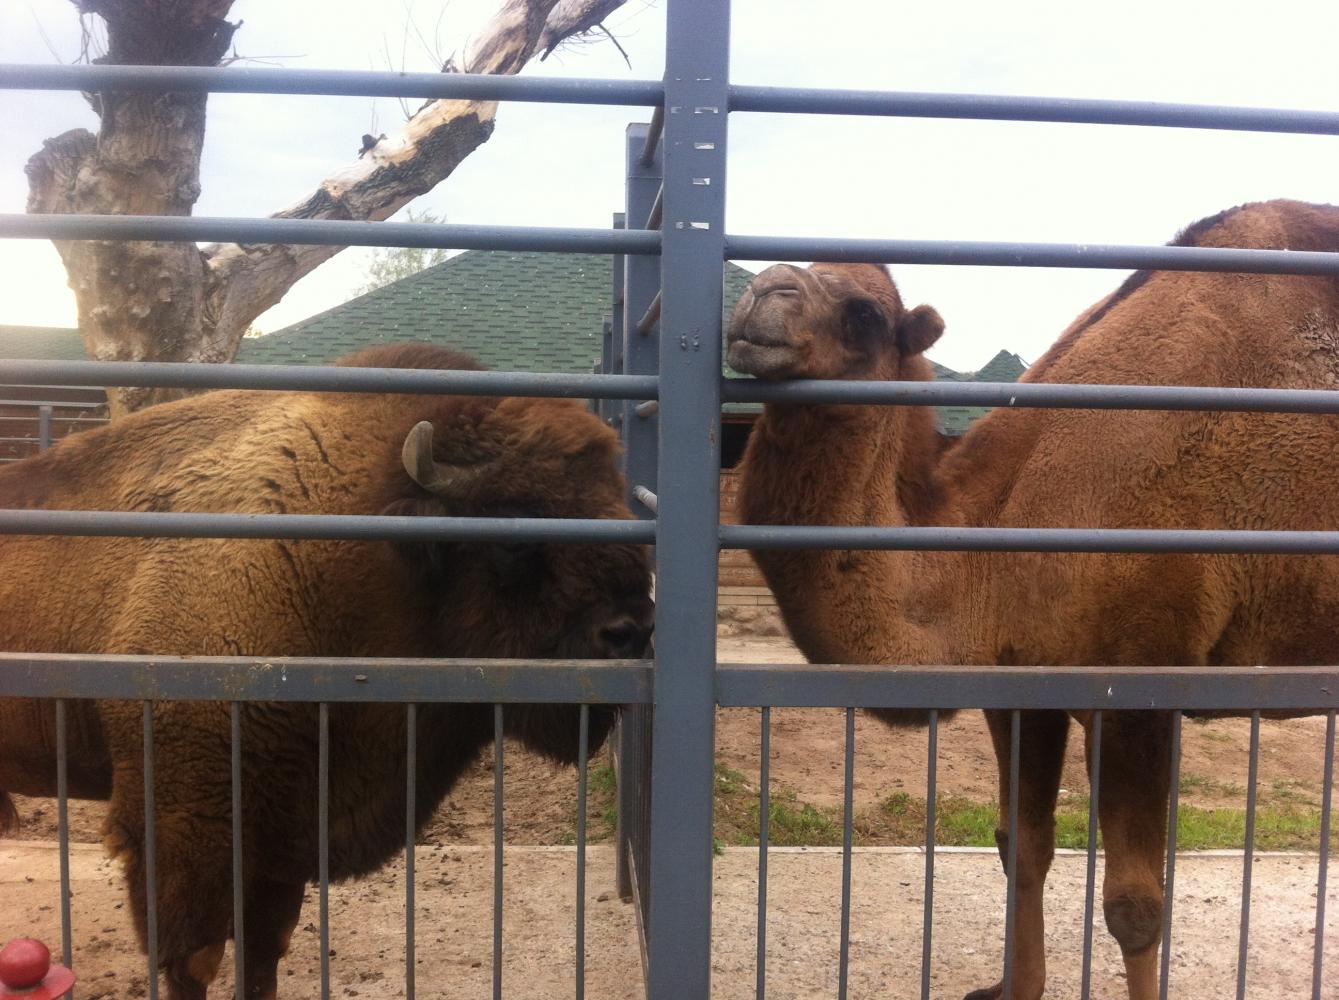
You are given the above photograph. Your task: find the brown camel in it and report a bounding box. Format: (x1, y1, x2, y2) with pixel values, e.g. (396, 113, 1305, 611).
(726, 198, 1339, 1000)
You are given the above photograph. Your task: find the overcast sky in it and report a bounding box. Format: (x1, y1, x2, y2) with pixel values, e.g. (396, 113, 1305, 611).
(3, 0, 1338, 371)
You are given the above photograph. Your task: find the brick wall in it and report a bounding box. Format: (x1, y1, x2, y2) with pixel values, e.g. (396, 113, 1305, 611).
(717, 466, 777, 609)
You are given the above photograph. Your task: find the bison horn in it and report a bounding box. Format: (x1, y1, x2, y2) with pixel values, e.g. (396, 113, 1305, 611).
(401, 421, 493, 500)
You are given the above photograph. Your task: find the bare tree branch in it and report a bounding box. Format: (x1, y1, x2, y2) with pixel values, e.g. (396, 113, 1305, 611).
(199, 0, 628, 384)
(26, 0, 630, 416)
(537, 0, 629, 60)
(595, 22, 632, 68)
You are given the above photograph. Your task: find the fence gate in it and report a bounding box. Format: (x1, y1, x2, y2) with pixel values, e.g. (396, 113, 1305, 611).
(4, 0, 1339, 998)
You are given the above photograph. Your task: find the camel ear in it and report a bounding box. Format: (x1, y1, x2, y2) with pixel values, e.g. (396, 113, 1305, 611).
(895, 304, 945, 356)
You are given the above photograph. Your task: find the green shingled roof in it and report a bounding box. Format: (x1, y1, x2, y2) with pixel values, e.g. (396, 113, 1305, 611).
(0, 325, 88, 362)
(934, 349, 1029, 436)
(241, 251, 758, 373)
(1, 263, 1027, 436)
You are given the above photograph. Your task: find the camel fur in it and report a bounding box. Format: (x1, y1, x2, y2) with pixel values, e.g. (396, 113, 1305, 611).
(727, 199, 1339, 1000)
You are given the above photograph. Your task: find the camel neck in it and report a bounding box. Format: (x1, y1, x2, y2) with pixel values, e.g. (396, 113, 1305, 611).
(738, 401, 961, 665)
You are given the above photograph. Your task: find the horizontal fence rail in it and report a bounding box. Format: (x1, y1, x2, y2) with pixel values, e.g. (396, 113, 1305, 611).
(0, 396, 106, 409)
(0, 509, 656, 543)
(721, 377, 1339, 412)
(5, 365, 1337, 414)
(0, 63, 665, 105)
(9, 215, 1339, 276)
(720, 524, 1339, 554)
(0, 358, 658, 398)
(728, 85, 1339, 134)
(0, 653, 653, 703)
(724, 233, 1339, 271)
(10, 655, 1339, 712)
(11, 63, 1339, 136)
(0, 213, 661, 254)
(715, 663, 1339, 710)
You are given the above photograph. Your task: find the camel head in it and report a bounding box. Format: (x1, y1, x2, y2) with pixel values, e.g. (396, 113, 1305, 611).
(727, 263, 944, 381)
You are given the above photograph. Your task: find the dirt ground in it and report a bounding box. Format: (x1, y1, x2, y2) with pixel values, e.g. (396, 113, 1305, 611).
(3, 636, 1336, 997)
(3, 842, 1335, 999)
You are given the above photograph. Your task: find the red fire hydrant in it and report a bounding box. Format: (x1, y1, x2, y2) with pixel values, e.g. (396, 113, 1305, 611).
(0, 939, 75, 1000)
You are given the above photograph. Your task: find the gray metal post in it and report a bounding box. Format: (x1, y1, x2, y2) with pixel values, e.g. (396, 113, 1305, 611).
(623, 125, 662, 510)
(614, 122, 663, 907)
(645, 1, 729, 996)
(604, 212, 627, 426)
(38, 404, 52, 452)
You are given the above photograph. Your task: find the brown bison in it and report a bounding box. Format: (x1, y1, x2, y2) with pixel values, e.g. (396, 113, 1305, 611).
(727, 200, 1339, 1000)
(0, 343, 653, 1000)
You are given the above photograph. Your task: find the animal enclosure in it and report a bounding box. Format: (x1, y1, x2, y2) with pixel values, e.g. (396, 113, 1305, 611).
(3, 1, 1339, 999)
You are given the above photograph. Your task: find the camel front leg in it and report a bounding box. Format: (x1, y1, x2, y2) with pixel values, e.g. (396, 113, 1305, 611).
(1092, 710, 1175, 1000)
(964, 709, 1070, 1000)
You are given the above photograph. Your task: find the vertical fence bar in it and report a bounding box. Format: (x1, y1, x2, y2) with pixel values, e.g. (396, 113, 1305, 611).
(1080, 711, 1103, 1000)
(615, 706, 652, 908)
(1236, 711, 1261, 1000)
(1002, 710, 1020, 1000)
(615, 713, 632, 902)
(405, 703, 417, 1000)
(604, 213, 626, 428)
(576, 704, 590, 1000)
(38, 404, 52, 452)
(623, 122, 663, 511)
(756, 707, 771, 1000)
(142, 702, 160, 1000)
(230, 703, 245, 1000)
(1313, 710, 1336, 1000)
(641, 104, 665, 166)
(920, 709, 938, 1000)
(494, 704, 505, 1000)
(838, 708, 856, 1000)
(618, 120, 664, 937)
(55, 699, 73, 999)
(318, 703, 330, 1000)
(645, 0, 729, 996)
(1159, 711, 1183, 1000)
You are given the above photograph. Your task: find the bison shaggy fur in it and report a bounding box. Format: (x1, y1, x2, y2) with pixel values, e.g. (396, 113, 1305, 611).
(0, 343, 653, 999)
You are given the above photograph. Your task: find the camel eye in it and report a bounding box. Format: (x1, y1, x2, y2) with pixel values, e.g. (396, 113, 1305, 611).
(844, 298, 886, 334)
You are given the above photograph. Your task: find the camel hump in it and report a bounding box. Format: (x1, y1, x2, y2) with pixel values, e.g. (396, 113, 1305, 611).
(0, 792, 18, 835)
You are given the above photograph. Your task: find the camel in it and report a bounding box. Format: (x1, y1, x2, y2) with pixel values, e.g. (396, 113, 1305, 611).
(726, 198, 1339, 1000)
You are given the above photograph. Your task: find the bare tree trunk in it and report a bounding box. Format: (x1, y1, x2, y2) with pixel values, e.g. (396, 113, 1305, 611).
(25, 0, 628, 417)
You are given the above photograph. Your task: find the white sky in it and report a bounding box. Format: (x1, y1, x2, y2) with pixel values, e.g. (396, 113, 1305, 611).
(2, 0, 1338, 371)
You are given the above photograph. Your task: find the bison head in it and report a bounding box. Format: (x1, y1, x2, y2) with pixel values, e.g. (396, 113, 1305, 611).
(387, 403, 653, 763)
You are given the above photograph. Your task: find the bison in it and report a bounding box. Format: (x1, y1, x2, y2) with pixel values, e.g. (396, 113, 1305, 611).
(0, 343, 653, 1000)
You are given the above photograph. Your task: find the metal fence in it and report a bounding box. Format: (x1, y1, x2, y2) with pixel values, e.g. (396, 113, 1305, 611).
(2, 0, 1339, 998)
(0, 392, 108, 462)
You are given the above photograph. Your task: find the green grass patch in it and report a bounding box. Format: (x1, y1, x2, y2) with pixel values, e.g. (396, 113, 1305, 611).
(563, 762, 618, 845)
(751, 788, 843, 847)
(1178, 773, 1246, 798)
(569, 757, 1332, 853)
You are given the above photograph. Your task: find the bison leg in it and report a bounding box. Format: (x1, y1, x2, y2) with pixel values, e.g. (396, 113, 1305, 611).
(109, 806, 233, 1000)
(240, 877, 306, 1000)
(164, 943, 226, 1000)
(104, 740, 234, 1000)
(1092, 710, 1174, 1000)
(964, 709, 1069, 1000)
